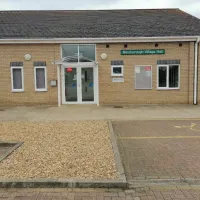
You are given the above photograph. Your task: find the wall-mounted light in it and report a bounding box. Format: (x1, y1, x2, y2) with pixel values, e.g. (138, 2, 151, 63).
(106, 44, 110, 48)
(24, 54, 32, 61)
(179, 43, 183, 47)
(124, 44, 128, 48)
(101, 53, 108, 60)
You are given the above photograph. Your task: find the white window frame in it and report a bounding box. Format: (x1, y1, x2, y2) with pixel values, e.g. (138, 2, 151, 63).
(34, 66, 47, 92)
(111, 65, 124, 77)
(157, 64, 180, 90)
(11, 66, 24, 92)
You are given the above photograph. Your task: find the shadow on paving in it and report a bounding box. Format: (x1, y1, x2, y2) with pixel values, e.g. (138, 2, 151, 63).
(112, 120, 200, 182)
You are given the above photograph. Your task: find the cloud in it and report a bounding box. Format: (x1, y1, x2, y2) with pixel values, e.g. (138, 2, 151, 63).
(0, 0, 119, 10)
(80, 0, 200, 18)
(181, 1, 200, 18)
(0, 0, 199, 18)
(81, 0, 169, 9)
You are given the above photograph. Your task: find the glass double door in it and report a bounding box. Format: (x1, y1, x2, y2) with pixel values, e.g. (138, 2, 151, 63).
(64, 67, 94, 103)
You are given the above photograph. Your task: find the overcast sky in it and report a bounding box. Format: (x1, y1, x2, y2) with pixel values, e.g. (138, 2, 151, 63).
(0, 0, 199, 18)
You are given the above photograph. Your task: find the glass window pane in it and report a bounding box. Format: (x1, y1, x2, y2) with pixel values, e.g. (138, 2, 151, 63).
(81, 68, 94, 101)
(158, 66, 167, 87)
(63, 57, 78, 62)
(113, 67, 122, 74)
(79, 45, 95, 61)
(65, 68, 77, 101)
(36, 68, 45, 89)
(13, 68, 22, 89)
(135, 66, 152, 89)
(79, 57, 92, 62)
(62, 45, 78, 62)
(169, 65, 179, 88)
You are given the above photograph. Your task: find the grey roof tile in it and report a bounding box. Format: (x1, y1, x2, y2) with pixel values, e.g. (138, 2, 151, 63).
(0, 9, 199, 39)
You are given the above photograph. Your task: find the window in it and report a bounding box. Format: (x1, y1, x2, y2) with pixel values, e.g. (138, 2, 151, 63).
(79, 45, 96, 61)
(111, 65, 124, 76)
(34, 67, 47, 91)
(135, 66, 152, 89)
(157, 65, 179, 89)
(11, 66, 24, 92)
(62, 45, 78, 62)
(111, 60, 124, 77)
(62, 44, 96, 62)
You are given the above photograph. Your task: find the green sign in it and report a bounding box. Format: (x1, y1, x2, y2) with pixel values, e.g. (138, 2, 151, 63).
(121, 49, 165, 55)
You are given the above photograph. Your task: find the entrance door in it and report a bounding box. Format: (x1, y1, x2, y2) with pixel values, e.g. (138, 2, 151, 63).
(65, 68, 78, 102)
(62, 67, 95, 104)
(81, 68, 94, 102)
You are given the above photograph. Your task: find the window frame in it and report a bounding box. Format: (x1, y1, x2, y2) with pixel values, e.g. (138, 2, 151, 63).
(11, 66, 24, 92)
(34, 66, 47, 92)
(157, 64, 180, 90)
(111, 65, 124, 77)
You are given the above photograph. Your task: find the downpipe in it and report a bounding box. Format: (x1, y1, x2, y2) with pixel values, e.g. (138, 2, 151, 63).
(194, 37, 200, 105)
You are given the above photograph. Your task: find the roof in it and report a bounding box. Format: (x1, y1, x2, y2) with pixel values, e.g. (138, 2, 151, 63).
(0, 9, 199, 39)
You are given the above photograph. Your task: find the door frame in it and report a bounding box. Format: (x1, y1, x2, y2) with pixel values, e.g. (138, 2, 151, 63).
(61, 64, 98, 105)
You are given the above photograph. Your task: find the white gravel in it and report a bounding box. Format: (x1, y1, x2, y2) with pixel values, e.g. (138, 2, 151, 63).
(0, 120, 119, 180)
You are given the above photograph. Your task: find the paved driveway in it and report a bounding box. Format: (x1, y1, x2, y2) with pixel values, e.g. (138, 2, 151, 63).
(113, 120, 200, 183)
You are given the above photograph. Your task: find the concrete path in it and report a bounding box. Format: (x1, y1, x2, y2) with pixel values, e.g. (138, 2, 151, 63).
(1, 105, 200, 121)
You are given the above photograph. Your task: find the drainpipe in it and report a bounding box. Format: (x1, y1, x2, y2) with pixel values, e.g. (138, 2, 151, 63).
(194, 37, 200, 105)
(57, 65, 61, 107)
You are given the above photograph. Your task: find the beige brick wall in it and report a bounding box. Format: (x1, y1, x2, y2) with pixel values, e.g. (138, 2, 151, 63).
(0, 44, 60, 106)
(0, 42, 196, 106)
(97, 42, 194, 105)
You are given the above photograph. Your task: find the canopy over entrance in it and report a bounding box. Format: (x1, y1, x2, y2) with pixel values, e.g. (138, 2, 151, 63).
(53, 55, 97, 67)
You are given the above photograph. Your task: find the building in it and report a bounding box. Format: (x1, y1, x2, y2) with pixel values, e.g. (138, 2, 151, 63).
(0, 9, 200, 106)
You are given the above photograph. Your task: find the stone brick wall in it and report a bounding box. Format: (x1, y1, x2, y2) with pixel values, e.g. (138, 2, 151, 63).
(0, 42, 197, 106)
(97, 42, 194, 105)
(0, 44, 60, 106)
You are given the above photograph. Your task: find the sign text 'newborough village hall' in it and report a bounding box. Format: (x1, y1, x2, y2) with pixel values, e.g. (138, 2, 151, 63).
(121, 49, 165, 55)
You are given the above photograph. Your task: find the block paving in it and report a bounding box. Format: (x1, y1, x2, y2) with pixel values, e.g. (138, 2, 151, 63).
(113, 120, 200, 181)
(1, 188, 200, 200)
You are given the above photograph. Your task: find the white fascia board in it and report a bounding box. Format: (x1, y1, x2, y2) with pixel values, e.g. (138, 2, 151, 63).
(0, 36, 199, 44)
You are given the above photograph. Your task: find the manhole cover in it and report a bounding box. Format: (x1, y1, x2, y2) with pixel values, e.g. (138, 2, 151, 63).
(0, 142, 23, 162)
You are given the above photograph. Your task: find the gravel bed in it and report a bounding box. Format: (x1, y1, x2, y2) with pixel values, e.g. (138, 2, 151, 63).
(0, 120, 119, 180)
